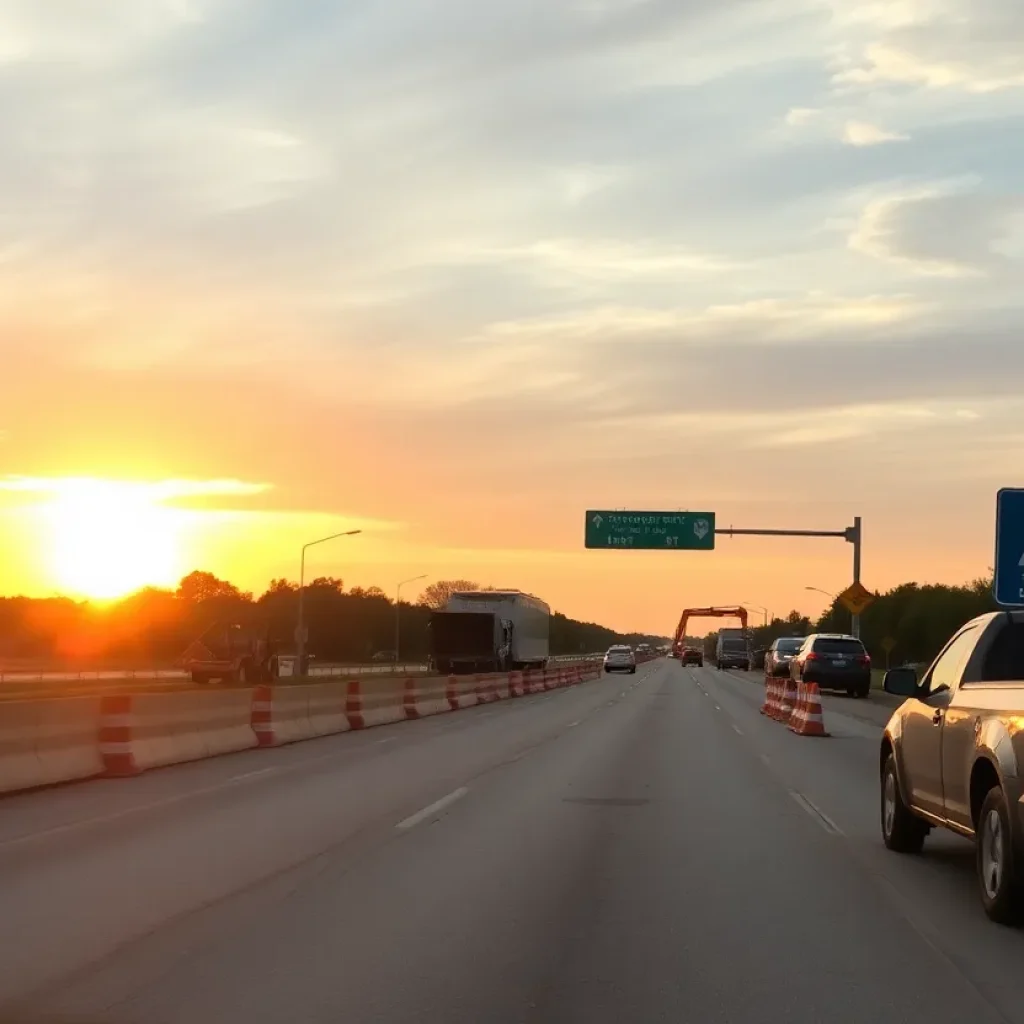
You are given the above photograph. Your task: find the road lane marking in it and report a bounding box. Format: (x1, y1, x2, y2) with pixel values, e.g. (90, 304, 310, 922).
(568, 720, 581, 728)
(732, 725, 743, 735)
(396, 787, 469, 830)
(759, 754, 771, 767)
(790, 791, 843, 835)
(375, 736, 397, 745)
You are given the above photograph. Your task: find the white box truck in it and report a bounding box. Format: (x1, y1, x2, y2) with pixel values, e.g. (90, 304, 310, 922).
(715, 627, 751, 671)
(428, 590, 550, 674)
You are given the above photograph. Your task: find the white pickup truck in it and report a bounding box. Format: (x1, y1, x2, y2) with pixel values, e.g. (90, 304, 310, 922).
(880, 610, 1024, 923)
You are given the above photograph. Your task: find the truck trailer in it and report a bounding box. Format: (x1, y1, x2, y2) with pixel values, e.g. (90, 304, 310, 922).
(428, 590, 550, 675)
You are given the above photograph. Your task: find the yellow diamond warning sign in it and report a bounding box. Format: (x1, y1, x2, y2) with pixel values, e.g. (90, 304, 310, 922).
(838, 581, 875, 616)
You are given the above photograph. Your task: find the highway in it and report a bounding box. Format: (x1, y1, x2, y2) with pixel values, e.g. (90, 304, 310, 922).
(2, 660, 1022, 1023)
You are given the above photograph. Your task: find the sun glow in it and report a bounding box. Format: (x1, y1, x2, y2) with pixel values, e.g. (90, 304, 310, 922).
(39, 479, 185, 599)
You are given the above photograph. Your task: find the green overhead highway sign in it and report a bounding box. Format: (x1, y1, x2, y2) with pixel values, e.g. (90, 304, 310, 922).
(585, 511, 716, 550)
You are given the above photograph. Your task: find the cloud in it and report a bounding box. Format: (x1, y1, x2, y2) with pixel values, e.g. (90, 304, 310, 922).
(785, 106, 819, 126)
(842, 120, 908, 146)
(828, 0, 1024, 94)
(0, 475, 272, 503)
(0, 0, 1022, 618)
(849, 189, 1024, 275)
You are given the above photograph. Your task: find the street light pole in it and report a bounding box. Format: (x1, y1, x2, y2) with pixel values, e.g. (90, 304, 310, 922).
(804, 585, 851, 635)
(741, 601, 769, 627)
(297, 529, 362, 673)
(395, 574, 427, 662)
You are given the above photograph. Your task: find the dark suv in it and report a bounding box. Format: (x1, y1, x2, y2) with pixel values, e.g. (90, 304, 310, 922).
(765, 636, 805, 677)
(681, 646, 703, 667)
(790, 633, 871, 698)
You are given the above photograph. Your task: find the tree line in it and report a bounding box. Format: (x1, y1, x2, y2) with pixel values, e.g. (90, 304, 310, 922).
(0, 572, 668, 668)
(701, 575, 998, 669)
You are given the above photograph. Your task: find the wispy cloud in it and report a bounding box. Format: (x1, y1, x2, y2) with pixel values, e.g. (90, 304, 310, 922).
(842, 121, 908, 146)
(0, 0, 1020, 619)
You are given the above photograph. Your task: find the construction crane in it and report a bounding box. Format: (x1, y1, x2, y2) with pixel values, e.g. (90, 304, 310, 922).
(671, 606, 749, 655)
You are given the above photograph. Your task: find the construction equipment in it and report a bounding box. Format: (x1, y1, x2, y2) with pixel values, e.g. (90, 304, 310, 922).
(671, 607, 749, 660)
(180, 622, 280, 684)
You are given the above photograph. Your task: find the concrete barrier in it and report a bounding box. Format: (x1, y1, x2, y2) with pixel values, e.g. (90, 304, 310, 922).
(101, 691, 259, 772)
(358, 677, 407, 729)
(445, 674, 478, 711)
(0, 658, 611, 795)
(34, 697, 106, 787)
(404, 676, 449, 719)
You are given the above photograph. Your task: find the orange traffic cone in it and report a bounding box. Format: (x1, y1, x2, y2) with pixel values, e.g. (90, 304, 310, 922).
(760, 676, 776, 716)
(789, 681, 829, 737)
(778, 677, 797, 724)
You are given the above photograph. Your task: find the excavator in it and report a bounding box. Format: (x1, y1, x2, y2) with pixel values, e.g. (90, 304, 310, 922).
(671, 607, 749, 667)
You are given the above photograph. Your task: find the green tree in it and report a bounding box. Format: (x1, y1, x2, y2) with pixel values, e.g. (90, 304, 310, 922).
(419, 580, 479, 609)
(176, 571, 248, 604)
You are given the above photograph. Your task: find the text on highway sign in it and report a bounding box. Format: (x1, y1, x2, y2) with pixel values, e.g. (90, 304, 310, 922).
(994, 488, 1024, 607)
(585, 511, 715, 550)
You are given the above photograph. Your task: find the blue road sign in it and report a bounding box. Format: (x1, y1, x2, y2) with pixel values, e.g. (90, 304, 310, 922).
(994, 489, 1024, 607)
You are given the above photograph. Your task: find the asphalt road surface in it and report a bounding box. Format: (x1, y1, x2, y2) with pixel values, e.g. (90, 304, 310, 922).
(3, 661, 1024, 1023)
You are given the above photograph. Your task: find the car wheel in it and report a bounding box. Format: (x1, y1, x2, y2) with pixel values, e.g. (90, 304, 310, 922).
(881, 754, 927, 854)
(847, 685, 857, 698)
(858, 683, 870, 699)
(629, 667, 636, 674)
(977, 786, 1024, 925)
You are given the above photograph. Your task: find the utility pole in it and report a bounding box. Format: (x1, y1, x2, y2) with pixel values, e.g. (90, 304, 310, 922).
(296, 530, 362, 674)
(395, 575, 427, 661)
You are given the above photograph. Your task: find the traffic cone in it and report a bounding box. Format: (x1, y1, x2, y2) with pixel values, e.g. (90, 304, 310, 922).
(760, 675, 775, 716)
(778, 677, 797, 724)
(789, 681, 829, 737)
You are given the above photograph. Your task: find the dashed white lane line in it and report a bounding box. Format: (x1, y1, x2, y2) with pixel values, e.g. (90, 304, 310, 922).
(790, 790, 843, 836)
(396, 787, 469, 831)
(732, 724, 743, 736)
(568, 720, 581, 729)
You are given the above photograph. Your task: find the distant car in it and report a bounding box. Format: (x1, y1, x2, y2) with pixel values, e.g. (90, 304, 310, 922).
(371, 650, 397, 662)
(765, 636, 805, 677)
(790, 633, 871, 698)
(604, 645, 636, 674)
(681, 646, 703, 667)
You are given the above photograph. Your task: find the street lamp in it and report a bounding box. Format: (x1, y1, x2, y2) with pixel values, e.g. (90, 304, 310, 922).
(395, 574, 428, 662)
(741, 601, 769, 627)
(805, 585, 852, 633)
(297, 530, 362, 672)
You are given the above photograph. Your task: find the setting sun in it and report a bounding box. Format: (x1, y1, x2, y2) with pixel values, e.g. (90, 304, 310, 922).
(39, 479, 184, 599)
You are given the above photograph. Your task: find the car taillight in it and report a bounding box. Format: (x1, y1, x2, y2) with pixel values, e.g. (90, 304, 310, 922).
(857, 654, 870, 665)
(805, 652, 820, 662)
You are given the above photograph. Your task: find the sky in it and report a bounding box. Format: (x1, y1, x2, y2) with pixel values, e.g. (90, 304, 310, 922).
(0, 0, 1022, 632)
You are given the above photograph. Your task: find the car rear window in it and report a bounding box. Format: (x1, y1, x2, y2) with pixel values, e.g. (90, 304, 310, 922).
(812, 638, 865, 654)
(776, 638, 803, 653)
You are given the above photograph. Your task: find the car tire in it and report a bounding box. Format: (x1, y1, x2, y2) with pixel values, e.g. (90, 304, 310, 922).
(977, 786, 1024, 925)
(847, 685, 857, 698)
(629, 667, 636, 674)
(881, 754, 927, 854)
(857, 683, 870, 699)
